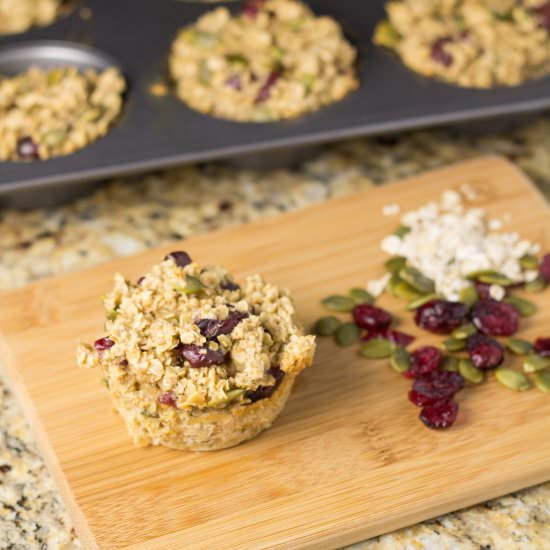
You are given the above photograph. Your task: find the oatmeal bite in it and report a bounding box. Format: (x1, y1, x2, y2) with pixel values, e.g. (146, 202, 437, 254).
(0, 0, 66, 35)
(0, 66, 125, 161)
(169, 0, 358, 121)
(77, 251, 316, 451)
(374, 0, 550, 88)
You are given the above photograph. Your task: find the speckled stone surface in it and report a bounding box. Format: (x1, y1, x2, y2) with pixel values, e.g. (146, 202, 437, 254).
(1, 117, 550, 549)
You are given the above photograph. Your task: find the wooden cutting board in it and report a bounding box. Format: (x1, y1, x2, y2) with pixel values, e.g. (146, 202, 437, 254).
(1, 156, 550, 550)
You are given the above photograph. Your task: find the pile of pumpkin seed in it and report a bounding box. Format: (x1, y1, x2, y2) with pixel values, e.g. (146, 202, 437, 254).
(313, 229, 550, 395)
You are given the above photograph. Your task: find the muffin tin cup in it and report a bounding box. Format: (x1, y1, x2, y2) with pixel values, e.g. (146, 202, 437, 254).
(0, 0, 550, 197)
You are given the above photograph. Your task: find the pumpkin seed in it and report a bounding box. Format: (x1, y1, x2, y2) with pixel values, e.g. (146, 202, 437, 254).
(389, 346, 410, 373)
(399, 266, 435, 293)
(495, 368, 531, 391)
(334, 323, 360, 347)
(386, 272, 402, 295)
(41, 129, 67, 146)
(360, 338, 394, 359)
(519, 253, 539, 271)
(373, 20, 401, 47)
(534, 370, 550, 393)
(225, 53, 248, 67)
(393, 280, 422, 301)
(208, 388, 245, 407)
(321, 295, 355, 312)
(349, 287, 374, 305)
(183, 274, 203, 294)
(393, 225, 411, 238)
(407, 292, 439, 311)
(384, 256, 407, 274)
(443, 337, 466, 352)
(459, 359, 484, 384)
(100, 378, 110, 389)
(458, 285, 479, 308)
(523, 354, 550, 373)
(465, 269, 509, 284)
(140, 408, 159, 418)
(524, 275, 547, 293)
(452, 323, 476, 339)
(199, 60, 212, 85)
(506, 337, 533, 355)
(106, 309, 118, 321)
(477, 272, 514, 287)
(313, 316, 341, 336)
(441, 355, 459, 372)
(503, 295, 536, 317)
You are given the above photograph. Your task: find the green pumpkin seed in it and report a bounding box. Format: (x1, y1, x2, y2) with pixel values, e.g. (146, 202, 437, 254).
(534, 370, 550, 393)
(183, 274, 203, 294)
(389, 346, 410, 373)
(523, 354, 550, 373)
(506, 337, 533, 356)
(394, 225, 411, 238)
(360, 338, 394, 359)
(334, 323, 360, 347)
(349, 287, 374, 305)
(225, 53, 248, 66)
(141, 408, 159, 418)
(458, 285, 479, 308)
(199, 60, 212, 85)
(386, 272, 402, 295)
(503, 295, 537, 317)
(100, 378, 110, 389)
(208, 388, 245, 407)
(301, 74, 316, 94)
(441, 355, 459, 372)
(452, 323, 477, 339)
(399, 266, 435, 294)
(373, 20, 401, 47)
(41, 129, 67, 147)
(393, 280, 422, 301)
(313, 316, 341, 337)
(407, 293, 439, 311)
(106, 309, 118, 321)
(321, 295, 355, 312)
(525, 275, 547, 293)
(519, 254, 539, 271)
(384, 256, 407, 274)
(443, 337, 466, 352)
(477, 272, 514, 287)
(459, 359, 484, 384)
(495, 368, 531, 391)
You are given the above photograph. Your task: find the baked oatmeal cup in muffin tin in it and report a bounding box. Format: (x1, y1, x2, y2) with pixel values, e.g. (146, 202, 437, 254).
(0, 63, 126, 162)
(77, 251, 316, 451)
(169, 0, 358, 122)
(0, 0, 74, 35)
(374, 0, 550, 88)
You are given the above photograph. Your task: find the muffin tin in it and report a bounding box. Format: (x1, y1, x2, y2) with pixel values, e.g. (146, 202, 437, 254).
(1, 0, 550, 196)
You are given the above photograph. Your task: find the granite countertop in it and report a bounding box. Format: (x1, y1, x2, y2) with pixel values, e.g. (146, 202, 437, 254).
(1, 118, 550, 549)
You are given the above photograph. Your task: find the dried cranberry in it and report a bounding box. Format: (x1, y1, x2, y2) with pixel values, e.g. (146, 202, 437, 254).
(474, 281, 491, 301)
(420, 399, 459, 429)
(414, 300, 467, 334)
(410, 370, 464, 406)
(119, 359, 129, 367)
(540, 253, 550, 282)
(225, 74, 242, 90)
(352, 304, 392, 331)
(165, 251, 192, 267)
(242, 0, 264, 17)
(404, 346, 443, 378)
(196, 312, 248, 340)
(467, 333, 504, 369)
(245, 367, 284, 402)
(471, 299, 519, 337)
(158, 391, 177, 407)
(255, 70, 282, 103)
(534, 2, 550, 32)
(221, 280, 240, 291)
(177, 344, 226, 367)
(361, 328, 415, 348)
(534, 337, 550, 357)
(136, 276, 145, 285)
(431, 37, 453, 66)
(218, 200, 233, 211)
(16, 136, 40, 160)
(94, 337, 114, 353)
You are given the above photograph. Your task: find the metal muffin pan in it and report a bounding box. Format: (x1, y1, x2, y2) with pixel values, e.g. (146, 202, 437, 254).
(1, 0, 550, 196)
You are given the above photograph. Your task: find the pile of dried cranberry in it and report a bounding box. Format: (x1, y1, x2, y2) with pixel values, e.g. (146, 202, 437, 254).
(315, 252, 550, 430)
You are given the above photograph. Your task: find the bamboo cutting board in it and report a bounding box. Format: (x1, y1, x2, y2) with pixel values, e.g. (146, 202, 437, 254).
(1, 157, 550, 550)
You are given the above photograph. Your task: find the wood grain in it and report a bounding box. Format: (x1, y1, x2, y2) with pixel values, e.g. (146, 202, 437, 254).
(1, 156, 550, 550)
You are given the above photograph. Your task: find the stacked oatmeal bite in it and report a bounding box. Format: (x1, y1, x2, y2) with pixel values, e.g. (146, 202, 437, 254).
(77, 251, 316, 451)
(0, 0, 66, 35)
(374, 0, 550, 88)
(169, 0, 358, 121)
